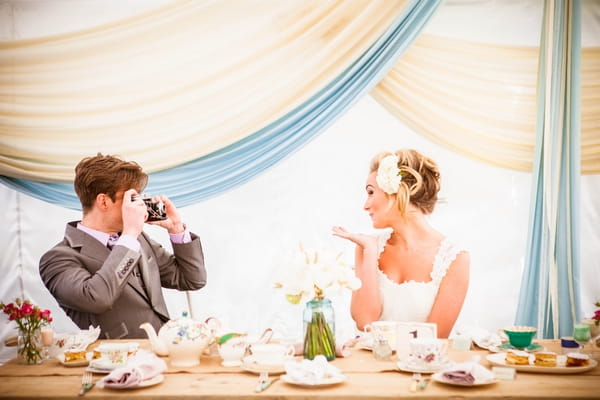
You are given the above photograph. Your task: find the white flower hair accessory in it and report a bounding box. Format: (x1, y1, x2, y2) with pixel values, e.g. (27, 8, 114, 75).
(376, 154, 402, 195)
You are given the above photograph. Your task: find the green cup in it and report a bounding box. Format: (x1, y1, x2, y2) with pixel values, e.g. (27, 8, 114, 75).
(504, 326, 537, 348)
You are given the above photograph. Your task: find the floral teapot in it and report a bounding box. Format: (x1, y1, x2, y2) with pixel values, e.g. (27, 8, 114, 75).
(140, 312, 219, 367)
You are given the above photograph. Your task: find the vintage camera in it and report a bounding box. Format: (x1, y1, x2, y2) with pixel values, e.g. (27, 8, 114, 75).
(132, 194, 167, 221)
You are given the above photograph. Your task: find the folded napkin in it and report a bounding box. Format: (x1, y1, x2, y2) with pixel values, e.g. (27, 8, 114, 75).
(97, 351, 167, 389)
(284, 355, 344, 385)
(51, 325, 101, 357)
(440, 356, 494, 385)
(456, 325, 502, 350)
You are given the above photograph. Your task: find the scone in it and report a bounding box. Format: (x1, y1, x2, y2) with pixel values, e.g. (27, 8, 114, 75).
(505, 350, 530, 365)
(63, 350, 87, 363)
(534, 351, 557, 367)
(566, 352, 590, 367)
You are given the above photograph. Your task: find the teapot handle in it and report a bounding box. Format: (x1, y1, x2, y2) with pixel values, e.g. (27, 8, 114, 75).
(258, 328, 273, 344)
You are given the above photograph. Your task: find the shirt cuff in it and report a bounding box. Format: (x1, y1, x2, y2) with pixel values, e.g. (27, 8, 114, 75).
(116, 234, 141, 252)
(170, 226, 191, 244)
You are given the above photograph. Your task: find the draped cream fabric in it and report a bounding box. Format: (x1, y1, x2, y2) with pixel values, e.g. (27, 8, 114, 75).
(0, 0, 410, 181)
(372, 34, 600, 173)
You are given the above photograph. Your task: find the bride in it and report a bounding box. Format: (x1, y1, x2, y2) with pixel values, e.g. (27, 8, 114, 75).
(332, 149, 470, 338)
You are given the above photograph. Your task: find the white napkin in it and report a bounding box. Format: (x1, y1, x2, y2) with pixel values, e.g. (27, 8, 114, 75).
(440, 356, 494, 384)
(51, 325, 101, 357)
(97, 351, 167, 389)
(457, 325, 502, 350)
(284, 355, 344, 385)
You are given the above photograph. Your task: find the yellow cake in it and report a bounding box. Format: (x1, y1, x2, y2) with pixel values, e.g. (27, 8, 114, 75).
(505, 349, 530, 365)
(63, 350, 87, 363)
(533, 351, 557, 367)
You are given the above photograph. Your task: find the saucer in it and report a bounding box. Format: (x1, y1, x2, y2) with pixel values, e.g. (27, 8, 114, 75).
(497, 342, 544, 352)
(221, 360, 243, 367)
(240, 356, 287, 375)
(397, 359, 452, 374)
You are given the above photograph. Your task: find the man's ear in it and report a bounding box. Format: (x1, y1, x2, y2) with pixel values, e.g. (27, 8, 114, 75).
(96, 193, 109, 211)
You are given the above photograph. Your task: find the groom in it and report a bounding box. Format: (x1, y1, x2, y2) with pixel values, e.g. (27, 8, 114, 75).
(39, 153, 207, 339)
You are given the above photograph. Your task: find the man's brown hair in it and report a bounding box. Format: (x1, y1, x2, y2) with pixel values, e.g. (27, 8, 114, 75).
(74, 153, 148, 212)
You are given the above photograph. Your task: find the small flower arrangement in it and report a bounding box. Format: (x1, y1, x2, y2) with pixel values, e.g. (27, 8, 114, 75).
(0, 298, 52, 364)
(274, 244, 362, 361)
(274, 244, 362, 304)
(592, 301, 600, 326)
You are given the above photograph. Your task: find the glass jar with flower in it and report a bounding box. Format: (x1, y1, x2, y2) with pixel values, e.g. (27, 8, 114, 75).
(275, 245, 361, 361)
(0, 298, 53, 364)
(583, 301, 600, 346)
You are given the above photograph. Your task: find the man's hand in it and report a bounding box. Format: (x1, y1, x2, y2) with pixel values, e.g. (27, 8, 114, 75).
(148, 195, 185, 234)
(121, 189, 146, 237)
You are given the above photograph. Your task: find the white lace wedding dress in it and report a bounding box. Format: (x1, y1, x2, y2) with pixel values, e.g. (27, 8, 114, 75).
(374, 228, 465, 322)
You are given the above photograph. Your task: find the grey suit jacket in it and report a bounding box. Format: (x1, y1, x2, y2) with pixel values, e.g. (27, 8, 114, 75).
(39, 221, 206, 339)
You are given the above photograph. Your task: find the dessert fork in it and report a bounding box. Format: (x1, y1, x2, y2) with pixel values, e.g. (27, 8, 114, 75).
(78, 371, 93, 396)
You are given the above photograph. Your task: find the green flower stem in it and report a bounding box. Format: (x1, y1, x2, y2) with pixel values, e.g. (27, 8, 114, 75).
(304, 310, 335, 361)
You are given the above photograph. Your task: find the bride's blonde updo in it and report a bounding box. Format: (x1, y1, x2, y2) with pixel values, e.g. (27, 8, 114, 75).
(370, 149, 441, 215)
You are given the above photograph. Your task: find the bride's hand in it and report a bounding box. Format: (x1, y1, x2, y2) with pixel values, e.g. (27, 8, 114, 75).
(332, 226, 376, 249)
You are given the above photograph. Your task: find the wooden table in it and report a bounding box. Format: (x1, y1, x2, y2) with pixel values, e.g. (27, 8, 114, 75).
(0, 339, 597, 399)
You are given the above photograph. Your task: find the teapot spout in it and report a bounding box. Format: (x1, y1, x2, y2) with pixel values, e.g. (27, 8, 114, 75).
(140, 322, 169, 356)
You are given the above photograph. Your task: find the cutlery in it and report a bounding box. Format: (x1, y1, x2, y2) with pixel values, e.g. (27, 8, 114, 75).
(78, 371, 93, 396)
(409, 372, 421, 392)
(254, 373, 279, 393)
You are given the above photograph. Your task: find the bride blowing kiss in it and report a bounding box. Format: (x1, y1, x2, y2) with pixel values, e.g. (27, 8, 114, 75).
(332, 149, 470, 338)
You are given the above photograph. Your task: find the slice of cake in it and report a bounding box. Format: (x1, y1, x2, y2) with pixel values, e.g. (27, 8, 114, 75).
(533, 351, 557, 367)
(566, 352, 590, 367)
(505, 349, 530, 365)
(63, 349, 87, 363)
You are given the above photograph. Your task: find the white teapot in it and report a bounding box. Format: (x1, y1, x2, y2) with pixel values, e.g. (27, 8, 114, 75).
(140, 312, 219, 367)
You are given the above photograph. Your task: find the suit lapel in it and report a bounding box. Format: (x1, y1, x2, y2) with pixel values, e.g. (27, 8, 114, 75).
(139, 241, 170, 321)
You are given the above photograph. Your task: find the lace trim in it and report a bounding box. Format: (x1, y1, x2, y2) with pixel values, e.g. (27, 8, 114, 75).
(373, 232, 464, 287)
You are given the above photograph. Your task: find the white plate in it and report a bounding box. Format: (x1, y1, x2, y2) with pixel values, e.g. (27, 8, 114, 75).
(431, 372, 498, 387)
(397, 359, 452, 374)
(86, 365, 112, 374)
(102, 374, 164, 390)
(57, 352, 93, 367)
(240, 357, 286, 375)
(486, 353, 598, 374)
(281, 374, 347, 387)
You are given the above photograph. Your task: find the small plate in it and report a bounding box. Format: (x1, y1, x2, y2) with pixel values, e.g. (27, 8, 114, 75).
(486, 353, 598, 374)
(57, 352, 93, 367)
(397, 359, 452, 374)
(281, 374, 347, 387)
(102, 374, 164, 390)
(240, 357, 287, 375)
(496, 342, 544, 352)
(431, 372, 498, 387)
(86, 365, 112, 374)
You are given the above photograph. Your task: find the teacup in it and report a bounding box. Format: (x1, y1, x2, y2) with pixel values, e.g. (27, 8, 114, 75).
(250, 343, 295, 366)
(91, 342, 131, 369)
(218, 337, 249, 367)
(364, 321, 398, 348)
(503, 326, 537, 349)
(408, 337, 448, 369)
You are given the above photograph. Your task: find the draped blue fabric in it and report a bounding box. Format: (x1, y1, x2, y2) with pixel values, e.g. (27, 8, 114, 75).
(515, 0, 581, 338)
(0, 0, 442, 210)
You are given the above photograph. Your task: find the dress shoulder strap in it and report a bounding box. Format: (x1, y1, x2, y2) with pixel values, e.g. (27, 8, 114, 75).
(373, 228, 393, 260)
(430, 238, 465, 285)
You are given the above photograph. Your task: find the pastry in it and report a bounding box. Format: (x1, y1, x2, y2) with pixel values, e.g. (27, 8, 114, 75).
(533, 351, 557, 367)
(566, 352, 590, 367)
(63, 350, 87, 363)
(505, 350, 530, 365)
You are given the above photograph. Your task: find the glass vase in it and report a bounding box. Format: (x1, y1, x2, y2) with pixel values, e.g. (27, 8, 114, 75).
(17, 328, 43, 365)
(303, 297, 336, 361)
